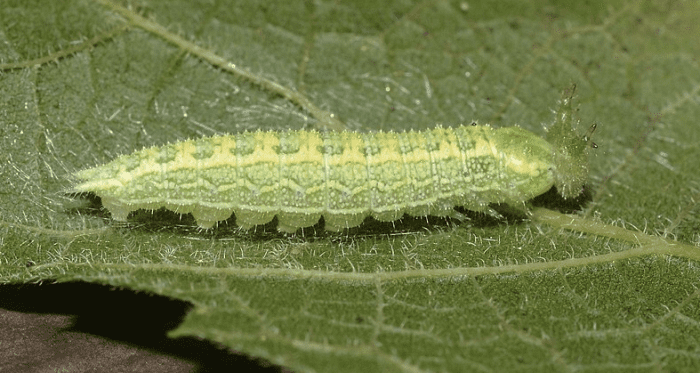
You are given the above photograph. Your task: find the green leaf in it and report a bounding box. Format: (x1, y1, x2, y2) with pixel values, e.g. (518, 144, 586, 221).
(2, 0, 700, 372)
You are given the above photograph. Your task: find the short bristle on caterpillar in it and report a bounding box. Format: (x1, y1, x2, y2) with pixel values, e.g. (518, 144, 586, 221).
(72, 86, 594, 233)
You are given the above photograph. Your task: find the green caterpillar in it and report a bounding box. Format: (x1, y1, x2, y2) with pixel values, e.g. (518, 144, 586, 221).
(73, 88, 594, 232)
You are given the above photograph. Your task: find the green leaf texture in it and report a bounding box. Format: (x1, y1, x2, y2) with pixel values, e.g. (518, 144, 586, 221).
(2, 0, 700, 372)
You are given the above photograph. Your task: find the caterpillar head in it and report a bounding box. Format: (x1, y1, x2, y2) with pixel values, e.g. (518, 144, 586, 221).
(547, 85, 596, 199)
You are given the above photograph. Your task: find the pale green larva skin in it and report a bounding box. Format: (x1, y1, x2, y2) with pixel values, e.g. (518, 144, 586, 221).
(72, 118, 588, 233)
(73, 83, 590, 233)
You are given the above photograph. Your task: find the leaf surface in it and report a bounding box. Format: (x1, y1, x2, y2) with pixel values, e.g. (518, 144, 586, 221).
(1, 0, 700, 371)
